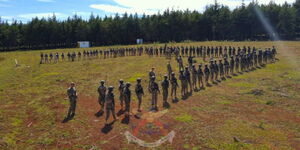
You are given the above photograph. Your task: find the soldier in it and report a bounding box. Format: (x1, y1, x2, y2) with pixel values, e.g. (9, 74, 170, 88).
(191, 64, 198, 90)
(97, 80, 106, 113)
(214, 60, 219, 81)
(123, 82, 132, 116)
(66, 82, 78, 119)
(197, 64, 204, 88)
(61, 53, 65, 61)
(271, 46, 277, 62)
(150, 76, 160, 111)
(161, 75, 169, 105)
(177, 56, 184, 71)
(235, 55, 240, 73)
(170, 72, 178, 100)
(167, 62, 173, 80)
(135, 78, 144, 112)
(44, 53, 48, 63)
(49, 53, 53, 63)
(184, 66, 192, 93)
(105, 86, 118, 124)
(118, 79, 125, 111)
(230, 56, 235, 75)
(219, 60, 224, 79)
(179, 70, 187, 97)
(209, 60, 214, 83)
(40, 53, 44, 64)
(204, 64, 210, 86)
(224, 58, 230, 76)
(148, 67, 156, 90)
(188, 56, 194, 69)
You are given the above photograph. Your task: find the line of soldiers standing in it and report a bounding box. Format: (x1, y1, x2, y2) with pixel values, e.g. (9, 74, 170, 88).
(40, 45, 277, 64)
(64, 46, 277, 124)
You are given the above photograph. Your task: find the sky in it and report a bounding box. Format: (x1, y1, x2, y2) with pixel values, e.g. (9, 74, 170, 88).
(0, 0, 296, 23)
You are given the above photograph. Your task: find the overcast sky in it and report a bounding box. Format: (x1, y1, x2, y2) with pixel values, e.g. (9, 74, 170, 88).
(0, 0, 296, 23)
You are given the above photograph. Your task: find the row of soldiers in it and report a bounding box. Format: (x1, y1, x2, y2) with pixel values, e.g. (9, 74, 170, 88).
(40, 45, 277, 64)
(65, 46, 277, 124)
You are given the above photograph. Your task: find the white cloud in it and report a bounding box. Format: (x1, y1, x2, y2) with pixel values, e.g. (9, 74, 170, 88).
(37, 0, 55, 2)
(18, 12, 66, 19)
(90, 0, 296, 15)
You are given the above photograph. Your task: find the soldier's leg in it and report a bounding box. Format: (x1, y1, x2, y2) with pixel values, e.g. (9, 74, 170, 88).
(105, 109, 111, 122)
(138, 95, 142, 111)
(151, 94, 155, 108)
(72, 100, 77, 116)
(154, 93, 158, 109)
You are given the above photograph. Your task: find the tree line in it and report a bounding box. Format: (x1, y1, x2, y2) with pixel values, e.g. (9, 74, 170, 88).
(0, 0, 299, 51)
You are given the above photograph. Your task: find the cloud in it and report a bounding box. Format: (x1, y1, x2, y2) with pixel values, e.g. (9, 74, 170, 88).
(37, 0, 55, 2)
(18, 12, 67, 19)
(90, 0, 296, 15)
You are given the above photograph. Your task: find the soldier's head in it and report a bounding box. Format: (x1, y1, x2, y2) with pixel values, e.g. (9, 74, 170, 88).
(214, 60, 217, 63)
(199, 64, 202, 68)
(126, 82, 131, 87)
(70, 82, 75, 87)
(164, 75, 168, 79)
(151, 67, 155, 71)
(219, 60, 222, 63)
(108, 86, 114, 92)
(100, 80, 105, 85)
(171, 72, 175, 76)
(180, 70, 184, 74)
(151, 76, 156, 81)
(185, 66, 188, 70)
(192, 64, 195, 68)
(119, 79, 124, 84)
(137, 78, 142, 83)
(205, 64, 208, 67)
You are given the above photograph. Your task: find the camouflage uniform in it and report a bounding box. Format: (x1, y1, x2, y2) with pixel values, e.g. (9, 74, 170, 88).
(67, 83, 77, 118)
(135, 78, 144, 112)
(150, 76, 160, 110)
(161, 75, 169, 103)
(98, 81, 106, 111)
(105, 86, 117, 123)
(204, 65, 210, 86)
(170, 72, 178, 99)
(197, 64, 204, 88)
(118, 80, 125, 110)
(191, 65, 198, 90)
(184, 67, 192, 93)
(123, 83, 131, 115)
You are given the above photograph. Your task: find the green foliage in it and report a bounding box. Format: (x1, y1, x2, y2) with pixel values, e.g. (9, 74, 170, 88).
(1, 2, 300, 51)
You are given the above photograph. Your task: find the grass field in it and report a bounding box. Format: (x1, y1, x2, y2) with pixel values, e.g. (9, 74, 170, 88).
(0, 41, 299, 150)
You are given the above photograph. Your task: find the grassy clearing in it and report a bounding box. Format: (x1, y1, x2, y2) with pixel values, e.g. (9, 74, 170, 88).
(0, 41, 299, 150)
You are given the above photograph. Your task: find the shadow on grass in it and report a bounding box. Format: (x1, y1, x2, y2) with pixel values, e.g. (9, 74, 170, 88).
(121, 115, 130, 124)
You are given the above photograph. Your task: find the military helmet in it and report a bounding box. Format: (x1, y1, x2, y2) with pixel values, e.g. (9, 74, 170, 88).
(108, 86, 114, 90)
(70, 82, 75, 86)
(100, 80, 105, 84)
(164, 75, 168, 78)
(126, 82, 131, 87)
(119, 79, 124, 83)
(171, 72, 175, 75)
(137, 78, 142, 82)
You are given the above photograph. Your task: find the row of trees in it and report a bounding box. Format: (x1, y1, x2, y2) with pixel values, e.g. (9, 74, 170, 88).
(0, 0, 300, 51)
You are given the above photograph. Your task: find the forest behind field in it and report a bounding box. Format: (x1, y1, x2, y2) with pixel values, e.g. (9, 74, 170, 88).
(0, 0, 300, 51)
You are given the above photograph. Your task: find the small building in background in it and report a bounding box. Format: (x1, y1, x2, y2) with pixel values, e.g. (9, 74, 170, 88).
(136, 39, 143, 44)
(77, 41, 90, 48)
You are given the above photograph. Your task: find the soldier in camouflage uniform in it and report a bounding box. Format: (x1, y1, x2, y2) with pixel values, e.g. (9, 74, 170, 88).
(230, 56, 235, 75)
(219, 60, 224, 79)
(179, 70, 187, 97)
(170, 72, 178, 100)
(150, 76, 160, 111)
(191, 64, 198, 90)
(66, 82, 78, 119)
(197, 64, 204, 88)
(97, 80, 106, 112)
(167, 62, 173, 80)
(118, 79, 125, 111)
(148, 67, 156, 91)
(209, 60, 214, 83)
(161, 75, 169, 105)
(123, 82, 132, 116)
(105, 86, 118, 124)
(184, 66, 192, 93)
(135, 78, 144, 112)
(214, 60, 219, 81)
(204, 64, 210, 86)
(224, 58, 230, 76)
